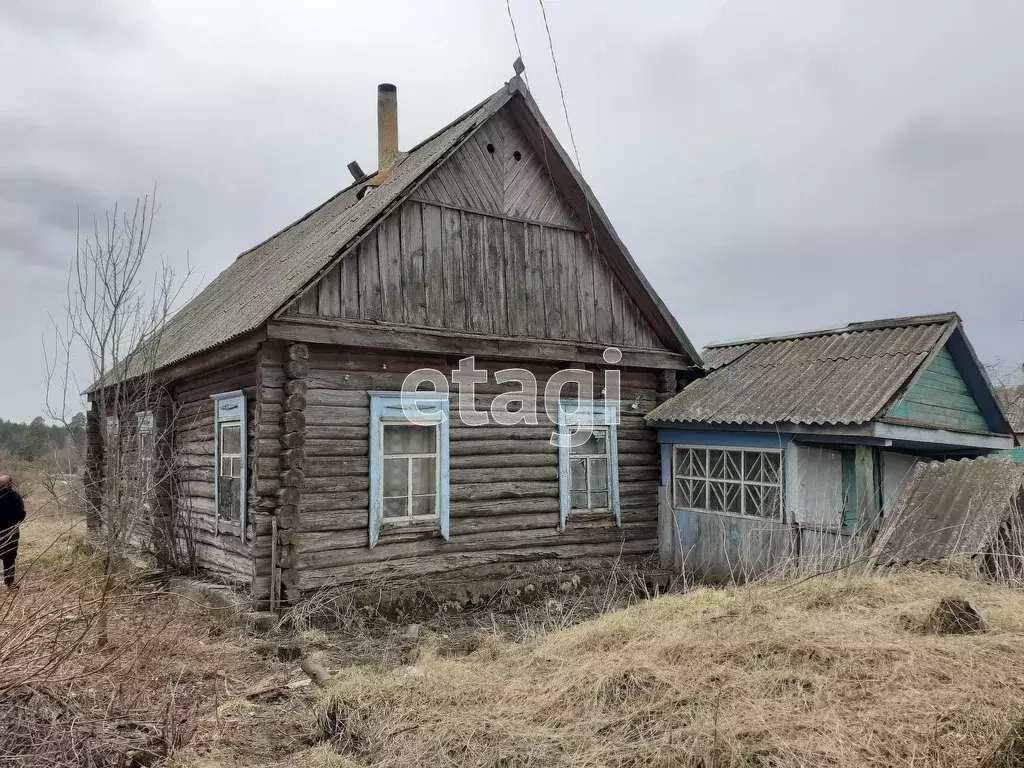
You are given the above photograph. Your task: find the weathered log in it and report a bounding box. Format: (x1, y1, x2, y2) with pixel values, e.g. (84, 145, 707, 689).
(284, 359, 310, 379)
(300, 658, 333, 688)
(276, 505, 300, 529)
(277, 487, 300, 506)
(280, 431, 305, 449)
(285, 378, 308, 397)
(281, 448, 306, 471)
(281, 468, 305, 488)
(286, 343, 309, 361)
(283, 411, 306, 432)
(285, 393, 307, 412)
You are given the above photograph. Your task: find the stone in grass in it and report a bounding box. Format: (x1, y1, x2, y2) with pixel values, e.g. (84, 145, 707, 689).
(926, 597, 988, 636)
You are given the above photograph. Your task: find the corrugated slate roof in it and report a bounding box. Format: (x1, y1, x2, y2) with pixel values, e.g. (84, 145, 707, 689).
(646, 313, 958, 426)
(996, 386, 1024, 433)
(873, 456, 1024, 565)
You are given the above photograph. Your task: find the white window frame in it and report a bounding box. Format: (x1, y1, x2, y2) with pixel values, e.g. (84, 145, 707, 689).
(211, 392, 247, 536)
(136, 410, 155, 487)
(568, 425, 613, 512)
(671, 445, 784, 520)
(369, 392, 450, 548)
(557, 400, 620, 530)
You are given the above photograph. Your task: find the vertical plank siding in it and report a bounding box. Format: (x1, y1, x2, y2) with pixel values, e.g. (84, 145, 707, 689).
(415, 108, 579, 229)
(290, 347, 662, 592)
(887, 347, 989, 432)
(289, 200, 665, 350)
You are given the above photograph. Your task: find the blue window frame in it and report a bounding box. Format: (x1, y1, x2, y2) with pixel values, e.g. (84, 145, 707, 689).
(557, 400, 620, 530)
(211, 391, 247, 536)
(369, 392, 450, 548)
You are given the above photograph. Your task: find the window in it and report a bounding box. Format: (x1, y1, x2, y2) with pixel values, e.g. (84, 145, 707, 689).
(557, 401, 620, 530)
(673, 446, 783, 519)
(105, 415, 119, 442)
(136, 411, 154, 484)
(370, 392, 450, 547)
(569, 427, 610, 511)
(211, 392, 247, 534)
(382, 423, 439, 519)
(218, 421, 243, 521)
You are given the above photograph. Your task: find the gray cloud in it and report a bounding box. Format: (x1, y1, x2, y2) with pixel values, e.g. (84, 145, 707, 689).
(883, 117, 1002, 175)
(0, 0, 146, 41)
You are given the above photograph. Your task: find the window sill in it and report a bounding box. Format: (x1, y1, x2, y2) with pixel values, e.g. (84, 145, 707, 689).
(674, 506, 785, 524)
(569, 509, 615, 524)
(381, 517, 440, 534)
(217, 520, 242, 537)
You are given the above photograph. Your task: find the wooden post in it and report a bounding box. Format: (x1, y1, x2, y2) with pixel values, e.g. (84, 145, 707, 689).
(658, 486, 675, 570)
(276, 342, 308, 608)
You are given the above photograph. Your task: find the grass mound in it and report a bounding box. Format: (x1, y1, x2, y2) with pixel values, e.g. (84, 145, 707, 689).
(315, 572, 1024, 768)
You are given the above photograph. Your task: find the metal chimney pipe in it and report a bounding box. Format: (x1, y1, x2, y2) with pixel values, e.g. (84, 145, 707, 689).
(377, 83, 398, 170)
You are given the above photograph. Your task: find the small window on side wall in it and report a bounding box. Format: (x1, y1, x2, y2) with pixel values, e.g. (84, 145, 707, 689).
(136, 410, 155, 486)
(369, 392, 450, 548)
(211, 392, 247, 535)
(557, 401, 620, 530)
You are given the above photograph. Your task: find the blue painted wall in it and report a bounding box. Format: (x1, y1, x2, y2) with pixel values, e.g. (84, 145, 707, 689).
(887, 346, 989, 433)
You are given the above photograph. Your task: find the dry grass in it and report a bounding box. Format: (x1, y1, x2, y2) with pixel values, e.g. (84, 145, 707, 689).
(0, 472, 315, 768)
(313, 571, 1024, 768)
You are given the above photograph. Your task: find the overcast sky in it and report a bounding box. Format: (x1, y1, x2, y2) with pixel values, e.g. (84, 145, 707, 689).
(2, 0, 1023, 421)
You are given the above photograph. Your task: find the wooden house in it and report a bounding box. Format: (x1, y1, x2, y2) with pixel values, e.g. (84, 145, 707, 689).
(645, 313, 1015, 580)
(85, 78, 702, 608)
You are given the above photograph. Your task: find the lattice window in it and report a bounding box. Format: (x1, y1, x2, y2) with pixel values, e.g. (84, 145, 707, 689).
(673, 446, 783, 519)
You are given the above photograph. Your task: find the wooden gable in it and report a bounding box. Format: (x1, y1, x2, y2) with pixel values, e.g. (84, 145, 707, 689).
(411, 108, 578, 228)
(887, 346, 990, 432)
(283, 106, 668, 351)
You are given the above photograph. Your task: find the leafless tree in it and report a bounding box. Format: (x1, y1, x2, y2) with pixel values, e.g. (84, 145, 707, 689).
(43, 187, 197, 646)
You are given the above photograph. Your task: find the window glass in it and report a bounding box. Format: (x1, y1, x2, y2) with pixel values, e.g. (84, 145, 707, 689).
(384, 424, 435, 455)
(217, 420, 243, 522)
(221, 423, 242, 455)
(568, 427, 611, 511)
(381, 422, 439, 520)
(673, 446, 783, 519)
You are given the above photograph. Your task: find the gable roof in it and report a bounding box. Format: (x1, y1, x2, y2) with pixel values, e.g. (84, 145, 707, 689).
(647, 312, 1008, 430)
(93, 78, 697, 390)
(873, 456, 1024, 566)
(996, 385, 1024, 433)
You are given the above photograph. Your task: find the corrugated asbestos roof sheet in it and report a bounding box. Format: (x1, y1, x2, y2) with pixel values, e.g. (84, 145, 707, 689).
(646, 314, 957, 426)
(93, 85, 513, 387)
(996, 386, 1024, 433)
(873, 456, 1024, 565)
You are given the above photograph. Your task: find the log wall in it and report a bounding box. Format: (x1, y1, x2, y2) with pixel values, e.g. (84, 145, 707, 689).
(291, 346, 665, 593)
(170, 356, 268, 590)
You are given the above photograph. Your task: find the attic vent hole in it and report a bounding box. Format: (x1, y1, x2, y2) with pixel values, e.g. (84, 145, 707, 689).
(513, 150, 522, 162)
(486, 143, 495, 154)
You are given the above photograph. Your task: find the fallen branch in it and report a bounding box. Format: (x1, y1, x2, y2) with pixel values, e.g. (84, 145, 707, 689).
(300, 657, 333, 689)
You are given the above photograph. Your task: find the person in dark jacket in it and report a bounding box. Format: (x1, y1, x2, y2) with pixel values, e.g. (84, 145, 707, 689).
(0, 476, 26, 590)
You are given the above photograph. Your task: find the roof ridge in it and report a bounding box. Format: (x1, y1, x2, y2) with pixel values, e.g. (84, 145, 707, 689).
(705, 312, 960, 350)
